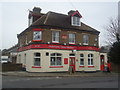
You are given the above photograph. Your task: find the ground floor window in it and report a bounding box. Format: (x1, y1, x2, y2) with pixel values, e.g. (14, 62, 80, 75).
(80, 54, 84, 66)
(18, 54, 21, 63)
(88, 54, 93, 65)
(34, 52, 41, 66)
(50, 53, 62, 66)
(24, 54, 26, 65)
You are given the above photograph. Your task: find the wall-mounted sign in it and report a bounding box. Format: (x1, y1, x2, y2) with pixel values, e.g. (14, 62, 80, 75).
(17, 44, 100, 52)
(62, 35, 67, 39)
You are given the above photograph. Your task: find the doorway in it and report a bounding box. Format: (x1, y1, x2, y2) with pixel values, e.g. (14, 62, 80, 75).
(69, 57, 76, 72)
(100, 55, 105, 71)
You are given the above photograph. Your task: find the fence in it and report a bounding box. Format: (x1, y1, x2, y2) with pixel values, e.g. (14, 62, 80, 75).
(2, 63, 22, 72)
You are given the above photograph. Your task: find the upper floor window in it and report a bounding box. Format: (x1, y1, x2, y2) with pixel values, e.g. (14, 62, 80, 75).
(19, 39, 22, 47)
(69, 33, 75, 44)
(25, 35, 28, 45)
(83, 35, 89, 45)
(50, 53, 62, 66)
(88, 54, 93, 66)
(52, 31, 59, 43)
(72, 16, 81, 26)
(33, 31, 42, 41)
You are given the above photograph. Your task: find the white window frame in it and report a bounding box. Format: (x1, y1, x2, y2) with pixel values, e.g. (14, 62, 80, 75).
(69, 33, 75, 44)
(80, 54, 84, 66)
(83, 35, 89, 45)
(71, 16, 81, 26)
(52, 31, 60, 43)
(88, 54, 94, 66)
(50, 53, 62, 66)
(34, 52, 41, 66)
(29, 16, 33, 26)
(33, 31, 42, 40)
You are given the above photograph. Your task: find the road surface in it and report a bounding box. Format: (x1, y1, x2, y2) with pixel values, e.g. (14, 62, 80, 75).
(2, 75, 119, 88)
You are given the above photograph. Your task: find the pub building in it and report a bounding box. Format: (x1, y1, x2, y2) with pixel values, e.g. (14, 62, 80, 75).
(17, 7, 108, 72)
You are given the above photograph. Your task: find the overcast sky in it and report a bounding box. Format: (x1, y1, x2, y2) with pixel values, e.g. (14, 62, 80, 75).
(0, 0, 119, 50)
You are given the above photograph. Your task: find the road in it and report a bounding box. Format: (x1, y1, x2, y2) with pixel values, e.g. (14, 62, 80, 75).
(2, 75, 119, 88)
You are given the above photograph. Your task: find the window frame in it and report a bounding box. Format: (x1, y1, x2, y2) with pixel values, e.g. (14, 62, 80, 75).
(33, 31, 42, 41)
(69, 33, 75, 44)
(25, 35, 28, 45)
(34, 52, 41, 66)
(71, 16, 81, 26)
(80, 54, 84, 66)
(88, 54, 94, 66)
(19, 39, 22, 47)
(29, 16, 33, 26)
(50, 53, 62, 66)
(52, 31, 60, 43)
(83, 34, 89, 45)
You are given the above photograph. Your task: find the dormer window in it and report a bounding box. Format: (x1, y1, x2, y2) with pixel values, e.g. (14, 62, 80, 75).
(28, 16, 33, 26)
(72, 16, 81, 26)
(68, 10, 82, 26)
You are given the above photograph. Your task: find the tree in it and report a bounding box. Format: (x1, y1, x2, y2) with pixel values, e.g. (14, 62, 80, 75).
(109, 41, 120, 65)
(105, 18, 120, 45)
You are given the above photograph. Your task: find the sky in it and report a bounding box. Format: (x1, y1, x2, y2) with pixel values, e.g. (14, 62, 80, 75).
(0, 0, 119, 50)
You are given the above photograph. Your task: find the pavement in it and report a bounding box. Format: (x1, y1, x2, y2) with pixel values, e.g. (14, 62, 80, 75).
(1, 71, 119, 77)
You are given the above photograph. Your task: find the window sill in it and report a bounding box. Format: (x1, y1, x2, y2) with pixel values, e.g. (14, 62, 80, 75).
(32, 40, 42, 42)
(83, 43, 89, 45)
(88, 66, 94, 68)
(72, 24, 81, 26)
(49, 66, 63, 68)
(79, 66, 84, 68)
(69, 43, 76, 45)
(32, 66, 41, 68)
(52, 42, 60, 44)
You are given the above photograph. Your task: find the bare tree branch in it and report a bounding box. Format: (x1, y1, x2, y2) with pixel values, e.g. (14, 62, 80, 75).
(104, 17, 120, 45)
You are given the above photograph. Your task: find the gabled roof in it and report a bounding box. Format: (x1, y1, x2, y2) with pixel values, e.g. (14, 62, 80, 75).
(31, 11, 100, 33)
(18, 10, 100, 37)
(69, 10, 82, 18)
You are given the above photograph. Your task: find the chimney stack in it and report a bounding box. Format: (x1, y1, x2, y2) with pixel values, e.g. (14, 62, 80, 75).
(68, 10, 76, 15)
(33, 7, 41, 13)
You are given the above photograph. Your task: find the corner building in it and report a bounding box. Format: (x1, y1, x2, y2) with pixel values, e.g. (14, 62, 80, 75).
(17, 7, 107, 72)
